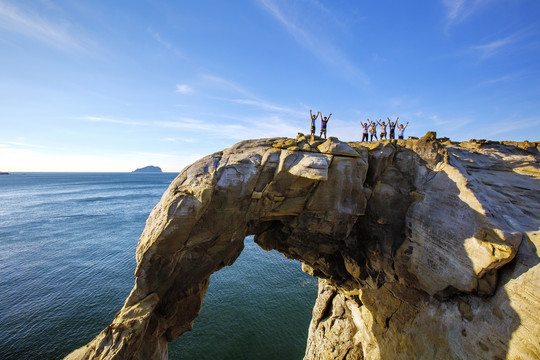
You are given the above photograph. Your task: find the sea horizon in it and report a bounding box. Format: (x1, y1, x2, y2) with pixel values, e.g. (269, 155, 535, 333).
(0, 172, 317, 359)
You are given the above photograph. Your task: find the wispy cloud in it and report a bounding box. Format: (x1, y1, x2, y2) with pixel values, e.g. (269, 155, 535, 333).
(200, 73, 305, 117)
(442, 0, 495, 27)
(81, 116, 146, 126)
(229, 98, 303, 116)
(386, 95, 420, 108)
(443, 0, 466, 21)
(83, 72, 307, 140)
(472, 28, 535, 60)
(200, 74, 255, 98)
(162, 137, 196, 143)
(157, 115, 301, 140)
(476, 73, 521, 87)
(176, 84, 193, 94)
(484, 117, 540, 136)
(134, 151, 177, 158)
(148, 28, 184, 57)
(428, 114, 473, 129)
(0, 0, 88, 52)
(258, 0, 368, 84)
(5, 141, 47, 149)
(157, 118, 244, 133)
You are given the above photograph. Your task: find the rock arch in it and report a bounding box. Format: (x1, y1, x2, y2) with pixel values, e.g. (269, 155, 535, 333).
(66, 135, 540, 360)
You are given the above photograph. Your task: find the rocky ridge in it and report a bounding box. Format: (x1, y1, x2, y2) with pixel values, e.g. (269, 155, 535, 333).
(66, 133, 540, 360)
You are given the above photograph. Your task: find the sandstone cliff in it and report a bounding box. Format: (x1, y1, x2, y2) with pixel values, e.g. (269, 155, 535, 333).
(65, 133, 540, 360)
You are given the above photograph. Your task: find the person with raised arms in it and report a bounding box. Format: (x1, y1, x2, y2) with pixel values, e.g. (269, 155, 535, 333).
(377, 119, 388, 140)
(398, 121, 409, 140)
(360, 120, 370, 142)
(309, 109, 319, 136)
(320, 112, 331, 139)
(369, 120, 378, 141)
(388, 116, 398, 139)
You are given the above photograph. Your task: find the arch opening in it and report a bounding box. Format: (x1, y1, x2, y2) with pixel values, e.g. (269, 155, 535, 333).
(169, 236, 318, 360)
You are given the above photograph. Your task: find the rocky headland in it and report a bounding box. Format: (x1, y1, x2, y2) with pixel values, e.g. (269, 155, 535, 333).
(66, 133, 539, 360)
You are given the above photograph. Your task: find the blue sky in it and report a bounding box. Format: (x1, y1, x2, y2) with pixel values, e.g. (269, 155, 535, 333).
(1, 0, 539, 172)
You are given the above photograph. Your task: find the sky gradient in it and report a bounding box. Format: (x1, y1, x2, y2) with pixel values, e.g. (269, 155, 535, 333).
(1, 0, 539, 172)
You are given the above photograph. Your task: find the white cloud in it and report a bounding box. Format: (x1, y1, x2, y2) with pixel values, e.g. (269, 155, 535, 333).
(5, 141, 46, 149)
(472, 28, 534, 60)
(484, 117, 540, 137)
(258, 0, 368, 84)
(199, 73, 305, 117)
(476, 73, 519, 87)
(157, 115, 301, 141)
(229, 98, 303, 116)
(162, 137, 195, 143)
(200, 74, 255, 98)
(148, 28, 184, 57)
(176, 84, 193, 94)
(0, 1, 88, 52)
(81, 116, 146, 126)
(443, 0, 467, 20)
(442, 0, 498, 30)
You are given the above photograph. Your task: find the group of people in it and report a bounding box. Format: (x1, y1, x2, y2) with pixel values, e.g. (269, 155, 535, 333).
(360, 117, 408, 141)
(308, 110, 409, 141)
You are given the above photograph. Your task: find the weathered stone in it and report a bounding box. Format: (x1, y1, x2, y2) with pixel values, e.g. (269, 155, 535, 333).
(66, 133, 540, 360)
(317, 137, 361, 157)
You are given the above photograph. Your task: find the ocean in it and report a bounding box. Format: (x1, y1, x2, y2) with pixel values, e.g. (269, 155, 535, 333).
(0, 173, 318, 360)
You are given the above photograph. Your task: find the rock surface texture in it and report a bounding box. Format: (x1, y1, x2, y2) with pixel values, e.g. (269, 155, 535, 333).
(66, 133, 540, 360)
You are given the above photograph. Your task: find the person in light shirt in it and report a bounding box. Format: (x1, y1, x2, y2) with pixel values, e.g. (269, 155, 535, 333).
(360, 120, 370, 142)
(398, 121, 409, 140)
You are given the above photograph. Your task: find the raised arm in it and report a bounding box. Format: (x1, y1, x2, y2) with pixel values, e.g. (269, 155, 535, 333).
(327, 113, 332, 121)
(377, 119, 382, 126)
(395, 117, 399, 127)
(404, 122, 409, 129)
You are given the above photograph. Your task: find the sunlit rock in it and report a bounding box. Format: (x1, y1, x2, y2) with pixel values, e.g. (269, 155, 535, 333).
(66, 134, 540, 360)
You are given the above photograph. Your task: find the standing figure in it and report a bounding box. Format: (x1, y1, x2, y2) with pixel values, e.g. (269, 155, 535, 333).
(369, 121, 378, 141)
(360, 120, 370, 142)
(309, 109, 319, 136)
(388, 117, 398, 139)
(320, 112, 331, 139)
(398, 122, 409, 140)
(377, 119, 388, 140)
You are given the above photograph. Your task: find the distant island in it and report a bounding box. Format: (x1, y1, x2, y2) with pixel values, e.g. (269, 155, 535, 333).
(0, 172, 9, 175)
(132, 166, 162, 173)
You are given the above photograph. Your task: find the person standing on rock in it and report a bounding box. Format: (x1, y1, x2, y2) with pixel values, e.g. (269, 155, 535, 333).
(377, 119, 388, 140)
(309, 109, 319, 136)
(320, 112, 331, 139)
(398, 122, 409, 140)
(360, 120, 370, 142)
(388, 117, 398, 139)
(369, 121, 378, 141)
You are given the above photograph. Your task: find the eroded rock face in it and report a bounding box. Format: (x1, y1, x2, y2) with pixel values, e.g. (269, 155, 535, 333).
(65, 134, 540, 360)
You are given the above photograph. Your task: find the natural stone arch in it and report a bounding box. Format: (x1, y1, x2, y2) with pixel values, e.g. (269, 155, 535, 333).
(65, 135, 540, 360)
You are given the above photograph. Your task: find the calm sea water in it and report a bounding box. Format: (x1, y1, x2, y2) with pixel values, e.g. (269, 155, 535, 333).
(0, 173, 318, 360)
